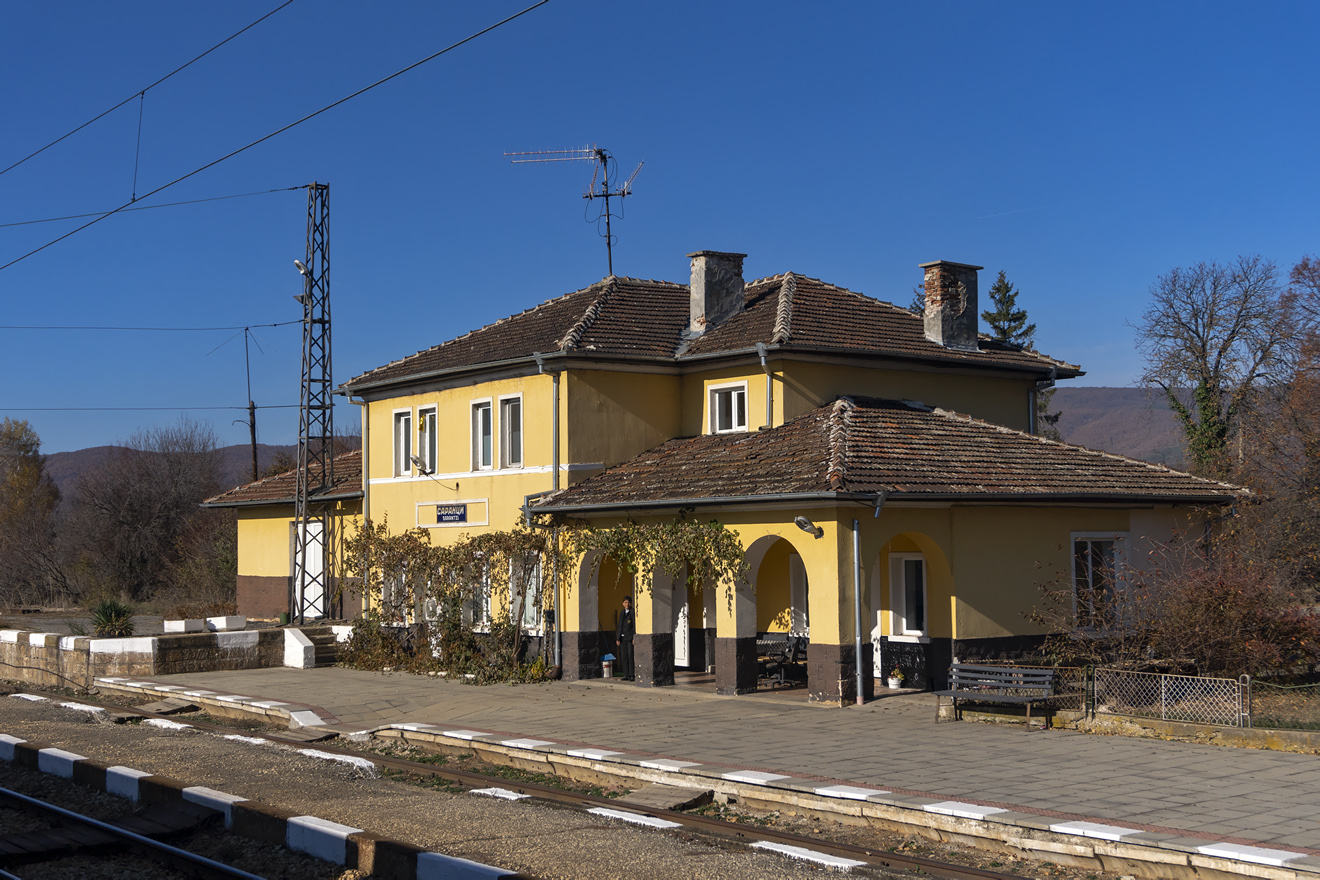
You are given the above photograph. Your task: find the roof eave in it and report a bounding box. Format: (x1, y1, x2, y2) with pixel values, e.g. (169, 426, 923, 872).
(200, 490, 363, 509)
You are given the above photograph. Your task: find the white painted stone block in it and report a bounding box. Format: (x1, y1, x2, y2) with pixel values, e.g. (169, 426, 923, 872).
(751, 841, 866, 870)
(587, 807, 681, 829)
(183, 786, 248, 827)
(416, 851, 514, 879)
(1197, 842, 1303, 867)
(639, 758, 700, 772)
(1050, 820, 1139, 841)
(89, 636, 157, 655)
(923, 800, 1008, 820)
(722, 770, 790, 785)
(0, 630, 23, 643)
(107, 766, 151, 801)
(289, 710, 325, 728)
(287, 815, 362, 864)
(29, 633, 57, 647)
(38, 747, 85, 778)
(500, 738, 555, 750)
(163, 619, 205, 633)
(331, 624, 353, 643)
(567, 748, 624, 761)
(815, 784, 889, 800)
(206, 615, 246, 631)
(0, 735, 26, 761)
(284, 628, 315, 668)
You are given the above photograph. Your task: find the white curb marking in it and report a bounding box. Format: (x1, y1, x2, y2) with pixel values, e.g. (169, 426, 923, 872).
(1051, 820, 1140, 841)
(37, 748, 85, 778)
(470, 787, 529, 800)
(287, 815, 363, 864)
(0, 735, 26, 760)
(11, 693, 46, 702)
(500, 738, 555, 750)
(416, 850, 514, 879)
(107, 766, 152, 801)
(288, 710, 326, 728)
(751, 841, 866, 870)
(295, 749, 378, 773)
(1197, 842, 1303, 867)
(59, 702, 105, 714)
(443, 729, 492, 740)
(567, 748, 624, 761)
(815, 784, 889, 800)
(224, 734, 268, 746)
(183, 786, 248, 827)
(639, 759, 700, 772)
(722, 770, 790, 785)
(923, 801, 1008, 820)
(587, 807, 682, 829)
(145, 718, 193, 731)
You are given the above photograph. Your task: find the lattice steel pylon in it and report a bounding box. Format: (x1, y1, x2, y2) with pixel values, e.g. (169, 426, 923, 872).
(292, 182, 334, 623)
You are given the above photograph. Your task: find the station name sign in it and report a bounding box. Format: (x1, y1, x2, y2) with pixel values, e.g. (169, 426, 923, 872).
(436, 504, 468, 524)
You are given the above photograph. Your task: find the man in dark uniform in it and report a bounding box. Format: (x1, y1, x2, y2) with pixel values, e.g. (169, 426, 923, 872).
(615, 596, 635, 681)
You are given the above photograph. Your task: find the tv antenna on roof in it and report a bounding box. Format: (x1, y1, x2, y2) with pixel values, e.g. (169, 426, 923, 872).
(506, 144, 642, 276)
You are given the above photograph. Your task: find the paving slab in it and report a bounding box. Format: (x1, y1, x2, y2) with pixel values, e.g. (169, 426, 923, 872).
(146, 666, 1320, 859)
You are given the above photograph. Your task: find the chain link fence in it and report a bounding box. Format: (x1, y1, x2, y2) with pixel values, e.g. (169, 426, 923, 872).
(1093, 668, 1248, 727)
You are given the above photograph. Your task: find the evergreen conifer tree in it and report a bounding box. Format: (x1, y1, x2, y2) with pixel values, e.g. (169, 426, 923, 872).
(981, 270, 1036, 347)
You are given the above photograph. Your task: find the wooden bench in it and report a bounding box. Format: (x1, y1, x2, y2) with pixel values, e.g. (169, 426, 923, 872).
(934, 663, 1054, 730)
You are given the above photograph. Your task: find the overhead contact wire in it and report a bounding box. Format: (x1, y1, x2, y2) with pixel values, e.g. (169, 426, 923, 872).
(0, 1, 551, 274)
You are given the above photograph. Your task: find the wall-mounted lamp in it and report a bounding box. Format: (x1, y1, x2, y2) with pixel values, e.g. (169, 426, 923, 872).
(794, 515, 823, 538)
(409, 454, 432, 476)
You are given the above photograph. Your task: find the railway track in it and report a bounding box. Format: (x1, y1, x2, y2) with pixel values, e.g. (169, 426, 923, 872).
(9, 688, 1034, 880)
(0, 785, 262, 879)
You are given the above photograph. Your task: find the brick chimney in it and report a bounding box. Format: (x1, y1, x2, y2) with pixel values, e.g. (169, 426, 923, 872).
(920, 260, 982, 352)
(688, 251, 747, 336)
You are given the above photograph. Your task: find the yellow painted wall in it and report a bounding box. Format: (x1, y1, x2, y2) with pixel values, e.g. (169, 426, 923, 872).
(680, 366, 773, 436)
(237, 507, 295, 577)
(779, 360, 1035, 432)
(755, 538, 793, 631)
(564, 370, 681, 474)
(596, 556, 634, 632)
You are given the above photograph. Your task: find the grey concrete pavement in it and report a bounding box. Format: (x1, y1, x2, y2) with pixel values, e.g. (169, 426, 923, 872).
(149, 666, 1320, 855)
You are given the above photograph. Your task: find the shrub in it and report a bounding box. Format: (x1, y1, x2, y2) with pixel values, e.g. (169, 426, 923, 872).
(91, 598, 135, 638)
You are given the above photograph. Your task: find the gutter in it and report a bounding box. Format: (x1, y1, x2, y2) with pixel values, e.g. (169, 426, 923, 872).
(201, 490, 363, 510)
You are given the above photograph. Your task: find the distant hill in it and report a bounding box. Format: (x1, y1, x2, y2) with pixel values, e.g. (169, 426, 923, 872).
(1052, 386, 1186, 467)
(45, 443, 298, 503)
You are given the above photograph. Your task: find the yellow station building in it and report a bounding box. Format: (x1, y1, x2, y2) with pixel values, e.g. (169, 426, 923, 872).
(207, 251, 1241, 704)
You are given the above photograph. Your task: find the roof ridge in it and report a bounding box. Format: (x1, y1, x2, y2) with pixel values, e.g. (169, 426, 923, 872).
(557, 277, 618, 351)
(924, 405, 1244, 490)
(826, 396, 855, 491)
(771, 272, 796, 344)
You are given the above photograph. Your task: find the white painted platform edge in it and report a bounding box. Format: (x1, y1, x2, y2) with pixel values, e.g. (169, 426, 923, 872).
(183, 786, 249, 827)
(59, 701, 104, 714)
(501, 738, 555, 749)
(11, 693, 46, 702)
(567, 749, 624, 760)
(815, 784, 890, 800)
(722, 770, 790, 784)
(587, 807, 682, 829)
(37, 747, 85, 778)
(470, 787, 529, 800)
(1197, 843, 1304, 867)
(288, 709, 326, 728)
(1050, 820, 1140, 841)
(639, 759, 701, 771)
(923, 801, 1008, 820)
(443, 729, 493, 740)
(751, 840, 865, 870)
(0, 735, 26, 761)
(416, 850, 515, 879)
(106, 766, 152, 801)
(287, 815, 363, 864)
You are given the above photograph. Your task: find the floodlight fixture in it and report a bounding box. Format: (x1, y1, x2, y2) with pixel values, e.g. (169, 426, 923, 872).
(794, 516, 823, 538)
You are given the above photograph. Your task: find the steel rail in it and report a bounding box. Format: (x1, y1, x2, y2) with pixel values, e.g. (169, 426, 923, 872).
(25, 689, 1025, 880)
(0, 786, 264, 880)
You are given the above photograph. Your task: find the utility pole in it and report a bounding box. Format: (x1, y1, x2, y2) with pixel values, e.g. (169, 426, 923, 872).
(291, 182, 334, 623)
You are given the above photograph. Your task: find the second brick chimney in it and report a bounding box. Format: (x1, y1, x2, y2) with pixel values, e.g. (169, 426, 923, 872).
(920, 260, 982, 352)
(688, 251, 747, 336)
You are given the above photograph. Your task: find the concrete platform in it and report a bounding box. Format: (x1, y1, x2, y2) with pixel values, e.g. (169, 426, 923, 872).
(96, 666, 1320, 878)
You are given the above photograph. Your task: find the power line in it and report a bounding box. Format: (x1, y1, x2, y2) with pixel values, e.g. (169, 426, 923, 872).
(0, 0, 297, 178)
(0, 187, 303, 228)
(1, 405, 300, 412)
(0, 320, 300, 332)
(0, 1, 551, 274)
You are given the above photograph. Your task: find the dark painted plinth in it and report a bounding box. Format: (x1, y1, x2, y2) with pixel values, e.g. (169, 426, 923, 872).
(636, 632, 675, 687)
(877, 637, 953, 690)
(714, 636, 758, 695)
(807, 642, 875, 705)
(561, 630, 602, 680)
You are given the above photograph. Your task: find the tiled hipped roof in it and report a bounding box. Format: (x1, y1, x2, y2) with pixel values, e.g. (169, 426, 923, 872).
(201, 450, 363, 507)
(534, 398, 1242, 510)
(345, 274, 1077, 390)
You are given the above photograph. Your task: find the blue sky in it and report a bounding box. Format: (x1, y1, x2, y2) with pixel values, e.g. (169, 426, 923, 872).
(3, 1, 1316, 453)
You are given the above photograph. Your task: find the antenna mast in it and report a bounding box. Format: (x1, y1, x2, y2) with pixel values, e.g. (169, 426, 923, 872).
(506, 145, 642, 276)
(292, 181, 334, 624)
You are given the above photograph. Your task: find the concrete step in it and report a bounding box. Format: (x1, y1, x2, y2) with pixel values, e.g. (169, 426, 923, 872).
(621, 784, 713, 811)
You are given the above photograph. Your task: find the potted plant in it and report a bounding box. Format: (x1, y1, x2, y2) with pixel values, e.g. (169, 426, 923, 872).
(886, 667, 904, 689)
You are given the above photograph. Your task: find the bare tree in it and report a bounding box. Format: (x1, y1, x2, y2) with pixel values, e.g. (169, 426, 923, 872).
(70, 417, 224, 602)
(0, 418, 68, 607)
(1133, 256, 1296, 476)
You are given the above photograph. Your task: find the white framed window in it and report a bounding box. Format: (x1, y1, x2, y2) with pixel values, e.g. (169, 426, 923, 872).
(500, 395, 523, 469)
(1072, 532, 1129, 629)
(393, 410, 412, 477)
(417, 406, 437, 474)
(890, 553, 926, 636)
(510, 553, 541, 629)
(471, 399, 493, 470)
(463, 562, 491, 630)
(709, 381, 748, 434)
